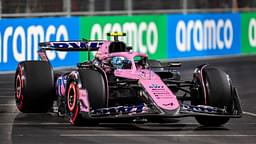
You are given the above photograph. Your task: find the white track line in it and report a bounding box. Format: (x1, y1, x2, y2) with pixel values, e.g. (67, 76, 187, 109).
(0, 88, 13, 90)
(243, 111, 256, 117)
(0, 81, 14, 84)
(0, 122, 69, 126)
(0, 104, 16, 106)
(60, 134, 256, 137)
(0, 96, 13, 98)
(0, 71, 15, 74)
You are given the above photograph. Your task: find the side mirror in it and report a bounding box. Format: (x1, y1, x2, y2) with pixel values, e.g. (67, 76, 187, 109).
(168, 62, 182, 67)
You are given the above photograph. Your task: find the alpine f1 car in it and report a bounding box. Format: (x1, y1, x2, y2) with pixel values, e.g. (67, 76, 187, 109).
(14, 32, 242, 126)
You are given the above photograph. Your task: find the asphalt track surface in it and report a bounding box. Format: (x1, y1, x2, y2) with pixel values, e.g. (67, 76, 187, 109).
(0, 55, 256, 144)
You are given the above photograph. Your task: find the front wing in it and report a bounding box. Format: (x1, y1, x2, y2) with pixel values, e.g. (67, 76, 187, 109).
(81, 88, 242, 120)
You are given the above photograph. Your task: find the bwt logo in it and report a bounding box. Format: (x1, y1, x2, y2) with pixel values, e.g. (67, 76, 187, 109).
(0, 25, 69, 63)
(175, 19, 234, 52)
(51, 41, 103, 49)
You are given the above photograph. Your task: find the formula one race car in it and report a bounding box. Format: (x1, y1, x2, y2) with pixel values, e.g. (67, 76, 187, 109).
(14, 32, 242, 126)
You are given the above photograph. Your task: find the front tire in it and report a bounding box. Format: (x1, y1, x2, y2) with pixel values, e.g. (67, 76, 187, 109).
(79, 68, 107, 109)
(192, 66, 233, 126)
(66, 69, 107, 125)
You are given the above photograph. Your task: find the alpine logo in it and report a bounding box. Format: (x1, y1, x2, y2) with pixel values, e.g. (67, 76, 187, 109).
(149, 84, 164, 89)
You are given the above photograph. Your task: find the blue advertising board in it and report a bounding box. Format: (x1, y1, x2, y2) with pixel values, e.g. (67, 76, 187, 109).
(167, 13, 241, 59)
(0, 17, 80, 71)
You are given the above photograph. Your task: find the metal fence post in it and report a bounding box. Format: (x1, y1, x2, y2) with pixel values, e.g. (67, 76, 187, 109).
(0, 0, 2, 19)
(63, 0, 71, 17)
(105, 0, 110, 11)
(232, 0, 238, 12)
(89, 0, 95, 15)
(126, 0, 132, 16)
(182, 0, 188, 14)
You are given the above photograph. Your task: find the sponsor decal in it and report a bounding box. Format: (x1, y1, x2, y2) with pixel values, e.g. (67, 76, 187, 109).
(176, 19, 233, 52)
(90, 22, 158, 54)
(149, 84, 164, 89)
(48, 41, 103, 49)
(79, 15, 168, 61)
(248, 18, 256, 47)
(167, 13, 240, 58)
(241, 13, 256, 54)
(0, 17, 80, 71)
(91, 103, 148, 116)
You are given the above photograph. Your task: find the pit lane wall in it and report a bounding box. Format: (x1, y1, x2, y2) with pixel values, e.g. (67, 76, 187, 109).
(0, 13, 255, 71)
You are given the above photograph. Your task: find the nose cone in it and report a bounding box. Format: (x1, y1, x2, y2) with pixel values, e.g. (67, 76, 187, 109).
(139, 72, 180, 111)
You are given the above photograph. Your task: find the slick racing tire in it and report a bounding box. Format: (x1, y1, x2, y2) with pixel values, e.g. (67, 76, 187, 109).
(192, 66, 233, 126)
(79, 69, 107, 109)
(66, 69, 107, 125)
(15, 61, 54, 113)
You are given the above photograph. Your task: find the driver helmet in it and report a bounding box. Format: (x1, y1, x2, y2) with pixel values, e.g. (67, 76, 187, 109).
(111, 56, 131, 69)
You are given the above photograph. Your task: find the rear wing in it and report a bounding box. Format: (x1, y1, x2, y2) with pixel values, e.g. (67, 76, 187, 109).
(38, 40, 105, 62)
(38, 32, 127, 61)
(39, 41, 104, 51)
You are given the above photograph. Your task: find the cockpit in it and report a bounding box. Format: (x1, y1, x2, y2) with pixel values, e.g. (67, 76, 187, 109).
(110, 56, 132, 70)
(109, 55, 148, 70)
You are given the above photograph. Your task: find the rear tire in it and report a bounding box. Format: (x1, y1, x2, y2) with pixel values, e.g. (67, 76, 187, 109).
(192, 66, 233, 126)
(66, 81, 87, 125)
(15, 61, 54, 113)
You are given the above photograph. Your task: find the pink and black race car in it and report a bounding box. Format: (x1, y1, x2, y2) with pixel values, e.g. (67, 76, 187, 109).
(15, 32, 242, 126)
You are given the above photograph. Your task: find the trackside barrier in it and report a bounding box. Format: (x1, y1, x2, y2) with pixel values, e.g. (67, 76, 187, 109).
(241, 12, 256, 54)
(0, 17, 80, 71)
(167, 13, 241, 59)
(0, 13, 254, 71)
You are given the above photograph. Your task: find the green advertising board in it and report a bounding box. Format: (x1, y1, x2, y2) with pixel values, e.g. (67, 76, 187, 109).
(241, 13, 256, 54)
(79, 15, 167, 62)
